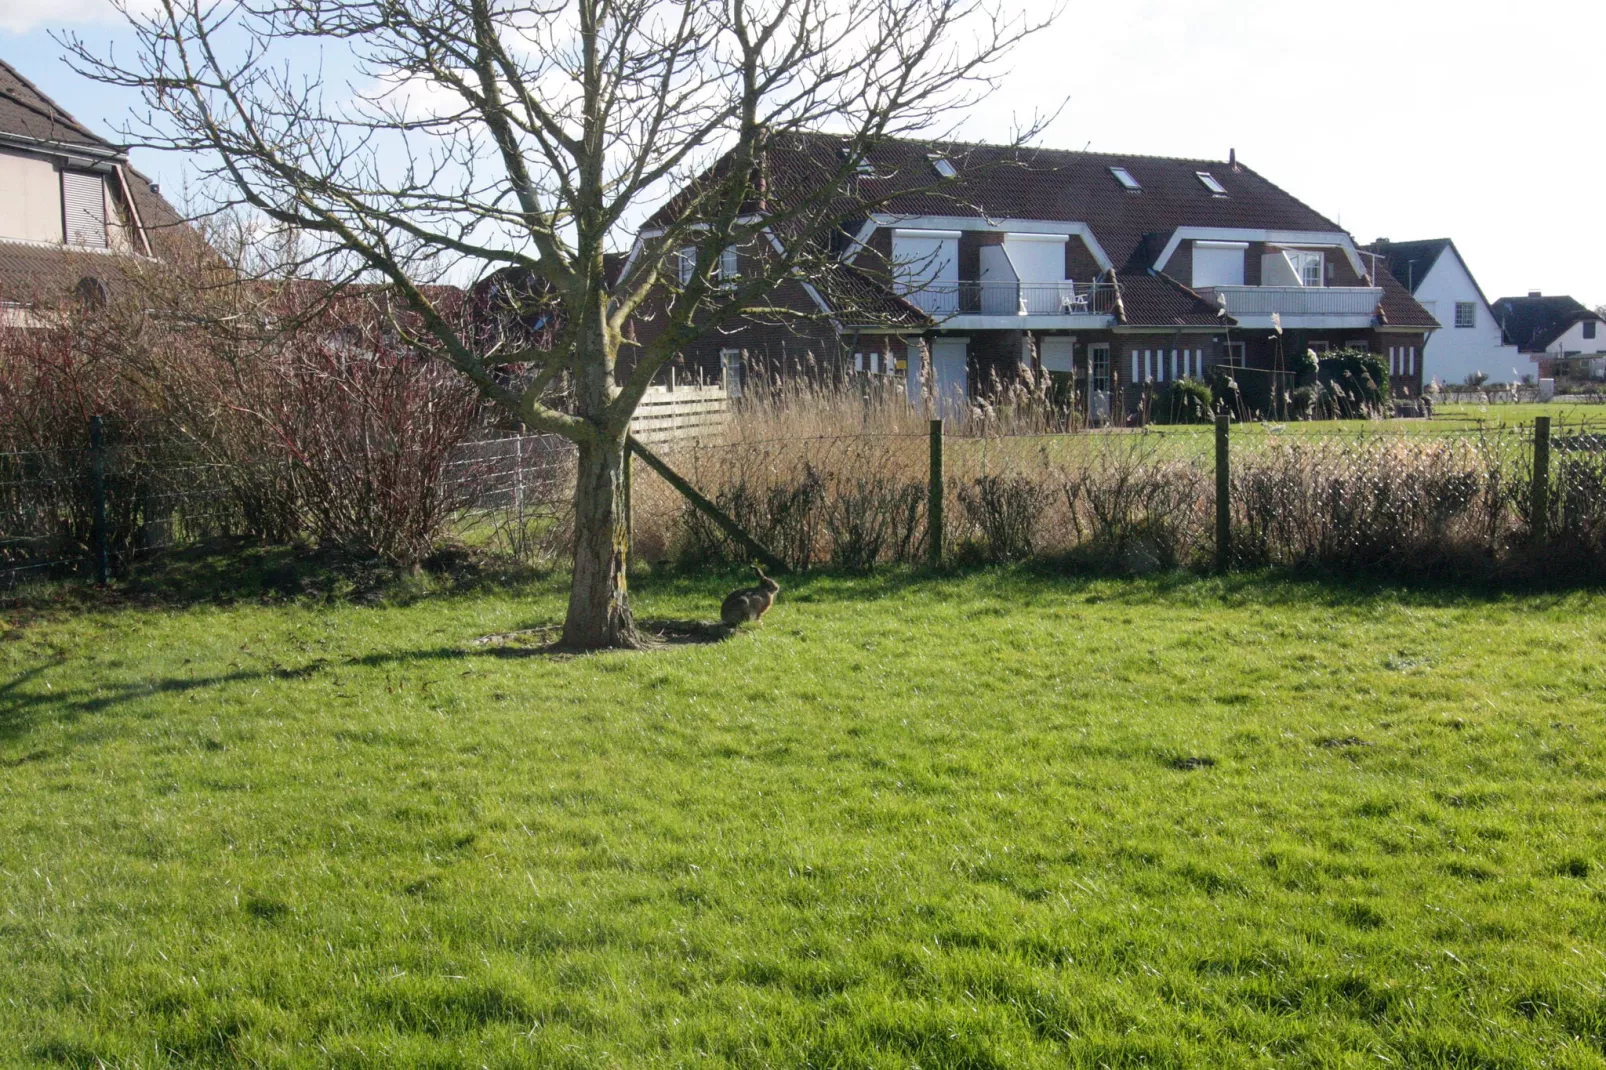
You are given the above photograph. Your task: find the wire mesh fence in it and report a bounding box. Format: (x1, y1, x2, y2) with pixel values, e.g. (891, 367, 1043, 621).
(4, 415, 1599, 590)
(630, 420, 1584, 581)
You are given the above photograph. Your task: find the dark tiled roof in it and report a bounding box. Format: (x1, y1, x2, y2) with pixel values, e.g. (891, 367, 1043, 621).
(1369, 238, 1449, 294)
(1490, 294, 1602, 352)
(0, 59, 118, 150)
(656, 132, 1345, 273)
(814, 262, 927, 328)
(644, 132, 1438, 330)
(1377, 271, 1441, 328)
(1115, 273, 1224, 326)
(0, 241, 138, 304)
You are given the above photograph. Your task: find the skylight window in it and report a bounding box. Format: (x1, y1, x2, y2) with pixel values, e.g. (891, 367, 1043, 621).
(1196, 171, 1228, 195)
(930, 156, 958, 180)
(1109, 166, 1141, 191)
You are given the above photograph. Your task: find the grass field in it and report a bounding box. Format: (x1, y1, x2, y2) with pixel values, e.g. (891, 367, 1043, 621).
(4, 560, 1606, 1067)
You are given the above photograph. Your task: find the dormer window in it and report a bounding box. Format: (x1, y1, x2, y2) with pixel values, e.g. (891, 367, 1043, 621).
(1109, 166, 1141, 191)
(929, 156, 958, 180)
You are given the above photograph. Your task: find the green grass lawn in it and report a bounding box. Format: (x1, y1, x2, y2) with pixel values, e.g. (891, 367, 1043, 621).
(4, 563, 1606, 1067)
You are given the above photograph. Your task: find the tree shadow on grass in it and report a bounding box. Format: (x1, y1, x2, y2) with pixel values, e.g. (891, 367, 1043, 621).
(0, 618, 749, 742)
(473, 618, 737, 655)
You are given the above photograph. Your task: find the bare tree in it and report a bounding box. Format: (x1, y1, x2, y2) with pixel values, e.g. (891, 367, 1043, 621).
(67, 0, 1052, 648)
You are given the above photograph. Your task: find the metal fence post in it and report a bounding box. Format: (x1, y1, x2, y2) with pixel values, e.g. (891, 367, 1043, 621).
(623, 441, 633, 565)
(513, 434, 525, 519)
(1214, 414, 1231, 572)
(90, 414, 109, 586)
(928, 418, 944, 567)
(1532, 415, 1551, 543)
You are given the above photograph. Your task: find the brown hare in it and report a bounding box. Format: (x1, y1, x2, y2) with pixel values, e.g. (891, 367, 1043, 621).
(720, 565, 780, 628)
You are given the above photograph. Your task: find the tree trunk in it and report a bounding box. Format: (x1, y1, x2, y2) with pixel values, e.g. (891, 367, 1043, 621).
(561, 432, 640, 649)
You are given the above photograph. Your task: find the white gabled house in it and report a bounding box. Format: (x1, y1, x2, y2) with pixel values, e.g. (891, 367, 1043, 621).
(1363, 238, 1519, 388)
(1490, 292, 1606, 380)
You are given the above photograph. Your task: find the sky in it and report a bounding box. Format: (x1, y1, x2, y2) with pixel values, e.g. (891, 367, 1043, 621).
(3, 0, 1601, 305)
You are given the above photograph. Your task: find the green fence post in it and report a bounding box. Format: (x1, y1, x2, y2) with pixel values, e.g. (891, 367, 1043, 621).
(928, 418, 944, 567)
(1215, 414, 1231, 572)
(90, 414, 109, 586)
(1532, 415, 1551, 543)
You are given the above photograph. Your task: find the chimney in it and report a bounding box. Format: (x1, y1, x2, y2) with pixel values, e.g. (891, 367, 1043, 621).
(1529, 290, 1542, 298)
(1228, 147, 1238, 171)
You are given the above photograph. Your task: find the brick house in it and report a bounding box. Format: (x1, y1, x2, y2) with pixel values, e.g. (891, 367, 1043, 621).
(629, 133, 1437, 418)
(0, 58, 186, 325)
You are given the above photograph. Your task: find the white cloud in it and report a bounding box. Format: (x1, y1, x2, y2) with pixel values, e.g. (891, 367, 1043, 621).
(0, 0, 155, 34)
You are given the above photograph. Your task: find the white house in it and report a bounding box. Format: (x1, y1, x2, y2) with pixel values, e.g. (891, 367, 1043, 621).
(1365, 239, 1519, 387)
(1490, 292, 1606, 379)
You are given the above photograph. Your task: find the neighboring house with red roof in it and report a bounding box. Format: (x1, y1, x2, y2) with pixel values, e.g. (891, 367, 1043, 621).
(1362, 238, 1520, 388)
(1490, 293, 1606, 380)
(0, 58, 187, 325)
(628, 133, 1438, 418)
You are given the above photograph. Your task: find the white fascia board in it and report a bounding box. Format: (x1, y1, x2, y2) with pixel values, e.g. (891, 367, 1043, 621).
(1004, 232, 1069, 243)
(844, 215, 1114, 272)
(1230, 314, 1379, 331)
(937, 314, 1115, 331)
(1154, 227, 1363, 277)
(1110, 325, 1227, 335)
(892, 227, 963, 239)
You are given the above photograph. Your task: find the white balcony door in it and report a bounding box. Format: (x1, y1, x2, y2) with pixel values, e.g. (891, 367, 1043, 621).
(892, 229, 960, 314)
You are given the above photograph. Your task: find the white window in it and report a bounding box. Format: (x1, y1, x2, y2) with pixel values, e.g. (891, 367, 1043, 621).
(718, 247, 739, 287)
(1388, 347, 1398, 375)
(62, 171, 107, 248)
(1132, 351, 1141, 382)
(1288, 251, 1323, 288)
(854, 352, 864, 372)
(720, 349, 744, 398)
(1193, 241, 1247, 288)
(930, 156, 958, 180)
(674, 247, 695, 286)
(1407, 347, 1416, 375)
(1109, 166, 1141, 191)
(1196, 171, 1227, 195)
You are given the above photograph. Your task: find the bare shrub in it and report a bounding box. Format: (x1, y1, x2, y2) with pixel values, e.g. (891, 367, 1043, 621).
(827, 472, 926, 571)
(956, 474, 1048, 562)
(1060, 444, 1210, 571)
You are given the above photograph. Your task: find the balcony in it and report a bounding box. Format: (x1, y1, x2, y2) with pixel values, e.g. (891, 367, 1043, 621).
(1198, 285, 1382, 325)
(900, 280, 1117, 320)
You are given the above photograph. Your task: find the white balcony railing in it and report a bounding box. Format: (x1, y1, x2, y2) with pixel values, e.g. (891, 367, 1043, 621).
(1199, 285, 1382, 318)
(899, 280, 1116, 318)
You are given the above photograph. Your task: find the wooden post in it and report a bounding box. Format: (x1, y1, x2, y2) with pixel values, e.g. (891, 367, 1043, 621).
(928, 418, 944, 567)
(90, 414, 108, 586)
(1215, 414, 1231, 572)
(626, 435, 789, 575)
(1532, 415, 1551, 543)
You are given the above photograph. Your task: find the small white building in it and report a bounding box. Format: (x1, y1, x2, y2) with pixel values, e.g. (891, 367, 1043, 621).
(1365, 239, 1519, 387)
(1490, 292, 1606, 380)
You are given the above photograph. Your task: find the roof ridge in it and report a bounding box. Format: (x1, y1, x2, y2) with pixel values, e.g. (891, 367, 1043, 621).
(787, 129, 1244, 169)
